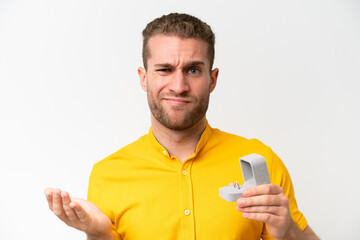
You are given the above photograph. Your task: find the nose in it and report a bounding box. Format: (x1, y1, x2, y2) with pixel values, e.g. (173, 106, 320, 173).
(168, 69, 189, 95)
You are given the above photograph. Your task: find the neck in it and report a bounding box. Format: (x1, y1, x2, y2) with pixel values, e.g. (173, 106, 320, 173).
(151, 116, 207, 163)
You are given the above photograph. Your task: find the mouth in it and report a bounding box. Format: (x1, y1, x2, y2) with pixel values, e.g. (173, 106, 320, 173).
(163, 97, 191, 107)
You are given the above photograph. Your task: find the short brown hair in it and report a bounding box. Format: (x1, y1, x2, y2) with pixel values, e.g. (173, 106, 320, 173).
(142, 13, 215, 70)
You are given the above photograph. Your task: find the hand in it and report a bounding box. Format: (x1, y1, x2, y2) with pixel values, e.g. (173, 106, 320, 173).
(44, 188, 113, 240)
(234, 184, 295, 240)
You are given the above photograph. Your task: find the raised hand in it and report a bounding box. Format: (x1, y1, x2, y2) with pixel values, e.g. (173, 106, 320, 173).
(44, 188, 113, 240)
(235, 184, 293, 239)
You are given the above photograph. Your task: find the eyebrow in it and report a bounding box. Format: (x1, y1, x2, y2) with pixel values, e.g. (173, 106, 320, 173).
(154, 61, 205, 68)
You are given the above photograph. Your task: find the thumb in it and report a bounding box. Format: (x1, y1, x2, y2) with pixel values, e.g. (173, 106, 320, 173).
(70, 201, 92, 224)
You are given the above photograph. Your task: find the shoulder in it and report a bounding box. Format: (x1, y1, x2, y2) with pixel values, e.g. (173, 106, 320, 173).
(210, 127, 269, 151)
(209, 126, 285, 172)
(210, 127, 248, 144)
(92, 133, 150, 171)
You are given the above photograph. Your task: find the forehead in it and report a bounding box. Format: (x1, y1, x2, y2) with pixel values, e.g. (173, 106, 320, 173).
(147, 34, 209, 66)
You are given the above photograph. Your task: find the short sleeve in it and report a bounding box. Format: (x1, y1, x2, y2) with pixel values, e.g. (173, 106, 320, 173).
(270, 150, 308, 230)
(87, 164, 122, 240)
(258, 143, 308, 239)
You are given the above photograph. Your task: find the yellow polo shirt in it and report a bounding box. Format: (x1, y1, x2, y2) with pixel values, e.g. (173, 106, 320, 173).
(87, 123, 307, 240)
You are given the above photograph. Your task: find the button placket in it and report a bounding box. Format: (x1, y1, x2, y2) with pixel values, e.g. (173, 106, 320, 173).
(180, 160, 195, 239)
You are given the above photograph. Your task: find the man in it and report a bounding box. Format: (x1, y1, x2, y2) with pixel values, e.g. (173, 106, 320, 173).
(45, 13, 319, 240)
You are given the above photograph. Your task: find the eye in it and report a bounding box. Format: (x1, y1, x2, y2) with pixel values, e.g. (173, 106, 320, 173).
(156, 69, 171, 76)
(188, 68, 200, 74)
(158, 68, 171, 72)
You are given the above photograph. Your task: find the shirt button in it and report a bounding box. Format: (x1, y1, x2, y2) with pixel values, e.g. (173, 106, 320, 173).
(184, 209, 190, 215)
(162, 150, 167, 156)
(182, 170, 187, 175)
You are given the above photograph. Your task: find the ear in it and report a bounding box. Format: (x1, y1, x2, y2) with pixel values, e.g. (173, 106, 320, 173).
(138, 67, 147, 92)
(209, 68, 219, 93)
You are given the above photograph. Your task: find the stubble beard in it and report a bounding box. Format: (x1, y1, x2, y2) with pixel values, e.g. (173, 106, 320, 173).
(147, 89, 210, 130)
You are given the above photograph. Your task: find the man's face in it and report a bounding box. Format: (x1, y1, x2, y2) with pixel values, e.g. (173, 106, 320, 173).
(138, 34, 218, 130)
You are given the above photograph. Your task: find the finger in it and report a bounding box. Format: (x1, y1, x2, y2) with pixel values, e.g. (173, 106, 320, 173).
(242, 212, 280, 225)
(242, 184, 283, 198)
(61, 191, 81, 226)
(70, 200, 92, 226)
(52, 189, 70, 223)
(228, 182, 235, 187)
(44, 187, 54, 210)
(237, 194, 288, 208)
(236, 205, 282, 216)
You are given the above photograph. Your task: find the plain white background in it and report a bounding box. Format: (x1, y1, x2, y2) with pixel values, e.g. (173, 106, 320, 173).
(0, 0, 359, 239)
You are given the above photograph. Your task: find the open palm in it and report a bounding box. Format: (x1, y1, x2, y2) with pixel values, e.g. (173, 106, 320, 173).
(45, 188, 113, 239)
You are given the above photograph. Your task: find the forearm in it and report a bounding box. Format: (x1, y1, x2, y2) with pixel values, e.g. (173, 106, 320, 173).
(86, 227, 114, 240)
(276, 223, 319, 240)
(87, 233, 114, 240)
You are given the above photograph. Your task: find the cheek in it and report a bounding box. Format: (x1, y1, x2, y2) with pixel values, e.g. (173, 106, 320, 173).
(153, 76, 172, 92)
(147, 79, 166, 97)
(192, 80, 210, 96)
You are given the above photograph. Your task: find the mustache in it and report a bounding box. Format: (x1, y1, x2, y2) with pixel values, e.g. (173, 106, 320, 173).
(161, 93, 194, 100)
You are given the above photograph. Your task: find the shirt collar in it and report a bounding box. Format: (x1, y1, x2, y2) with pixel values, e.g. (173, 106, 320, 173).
(147, 121, 213, 159)
(194, 120, 212, 156)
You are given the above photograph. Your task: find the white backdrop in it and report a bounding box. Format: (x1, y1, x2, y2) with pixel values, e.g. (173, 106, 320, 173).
(0, 0, 359, 239)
